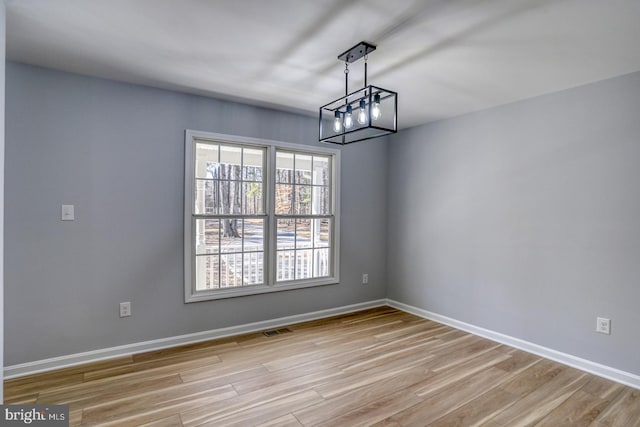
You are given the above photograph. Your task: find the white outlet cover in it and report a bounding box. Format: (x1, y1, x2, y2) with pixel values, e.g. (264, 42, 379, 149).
(120, 302, 131, 317)
(596, 317, 611, 334)
(61, 204, 75, 221)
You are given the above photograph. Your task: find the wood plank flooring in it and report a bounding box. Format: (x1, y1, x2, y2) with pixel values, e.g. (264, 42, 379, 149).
(4, 307, 640, 426)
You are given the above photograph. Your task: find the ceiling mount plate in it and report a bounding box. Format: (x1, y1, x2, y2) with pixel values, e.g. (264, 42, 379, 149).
(338, 41, 377, 63)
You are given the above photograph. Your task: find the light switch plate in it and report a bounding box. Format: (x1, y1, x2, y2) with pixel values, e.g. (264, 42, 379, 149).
(61, 204, 75, 221)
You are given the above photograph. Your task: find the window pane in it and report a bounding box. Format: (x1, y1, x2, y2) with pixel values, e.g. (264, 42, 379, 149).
(194, 179, 219, 214)
(243, 252, 264, 285)
(195, 255, 220, 290)
(295, 154, 312, 184)
(219, 180, 242, 214)
(195, 217, 266, 290)
(243, 148, 264, 181)
(295, 185, 312, 215)
(277, 219, 295, 250)
(312, 186, 329, 215)
(275, 218, 333, 281)
(275, 184, 293, 214)
(204, 181, 218, 215)
(276, 152, 294, 183)
(243, 219, 264, 252)
(220, 219, 243, 253)
(314, 218, 330, 248)
(218, 164, 241, 186)
(314, 248, 330, 277)
(195, 143, 218, 179)
(195, 219, 220, 254)
(295, 219, 312, 249)
(220, 253, 242, 288)
(243, 183, 263, 215)
(296, 250, 313, 279)
(312, 156, 330, 186)
(219, 145, 242, 175)
(276, 250, 295, 282)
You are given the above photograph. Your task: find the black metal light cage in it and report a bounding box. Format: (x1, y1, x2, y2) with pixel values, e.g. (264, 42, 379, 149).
(318, 41, 398, 145)
(319, 85, 397, 145)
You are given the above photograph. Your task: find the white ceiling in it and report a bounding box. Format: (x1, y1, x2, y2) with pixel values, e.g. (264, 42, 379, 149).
(6, 0, 640, 128)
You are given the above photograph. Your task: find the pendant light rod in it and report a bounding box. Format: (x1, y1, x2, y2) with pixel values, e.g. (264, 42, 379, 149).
(364, 59, 368, 87)
(345, 62, 349, 97)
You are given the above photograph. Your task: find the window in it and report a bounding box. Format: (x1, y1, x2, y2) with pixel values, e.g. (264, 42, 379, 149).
(275, 152, 332, 282)
(185, 130, 339, 302)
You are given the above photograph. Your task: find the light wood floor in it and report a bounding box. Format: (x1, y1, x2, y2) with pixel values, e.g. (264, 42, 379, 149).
(4, 307, 640, 426)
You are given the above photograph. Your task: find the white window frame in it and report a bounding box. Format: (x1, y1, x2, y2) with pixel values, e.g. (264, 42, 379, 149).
(184, 130, 340, 302)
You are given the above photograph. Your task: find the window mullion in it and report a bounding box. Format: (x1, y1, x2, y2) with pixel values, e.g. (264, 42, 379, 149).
(292, 154, 296, 216)
(291, 154, 296, 281)
(267, 146, 277, 287)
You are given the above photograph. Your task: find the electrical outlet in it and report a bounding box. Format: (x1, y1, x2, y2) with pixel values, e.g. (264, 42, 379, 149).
(120, 301, 131, 318)
(362, 274, 369, 285)
(596, 317, 610, 335)
(61, 204, 75, 221)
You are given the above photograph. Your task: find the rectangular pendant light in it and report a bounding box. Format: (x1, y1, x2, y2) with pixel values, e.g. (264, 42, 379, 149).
(319, 42, 398, 145)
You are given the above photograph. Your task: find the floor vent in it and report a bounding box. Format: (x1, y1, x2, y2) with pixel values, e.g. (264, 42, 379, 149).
(263, 327, 292, 337)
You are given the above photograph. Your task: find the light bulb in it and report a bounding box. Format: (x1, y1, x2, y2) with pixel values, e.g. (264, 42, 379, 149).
(357, 99, 367, 125)
(371, 93, 381, 121)
(333, 110, 342, 132)
(344, 105, 353, 129)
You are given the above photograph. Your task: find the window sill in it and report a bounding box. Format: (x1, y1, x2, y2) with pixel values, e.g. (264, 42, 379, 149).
(185, 277, 340, 302)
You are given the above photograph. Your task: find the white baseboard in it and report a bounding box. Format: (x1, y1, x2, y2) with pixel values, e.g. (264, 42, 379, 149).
(8, 298, 638, 390)
(4, 299, 387, 379)
(386, 299, 640, 390)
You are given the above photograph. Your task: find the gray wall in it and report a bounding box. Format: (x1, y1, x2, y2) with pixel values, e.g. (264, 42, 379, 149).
(1, 0, 6, 402)
(8, 61, 639, 378)
(388, 71, 640, 375)
(4, 62, 388, 365)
